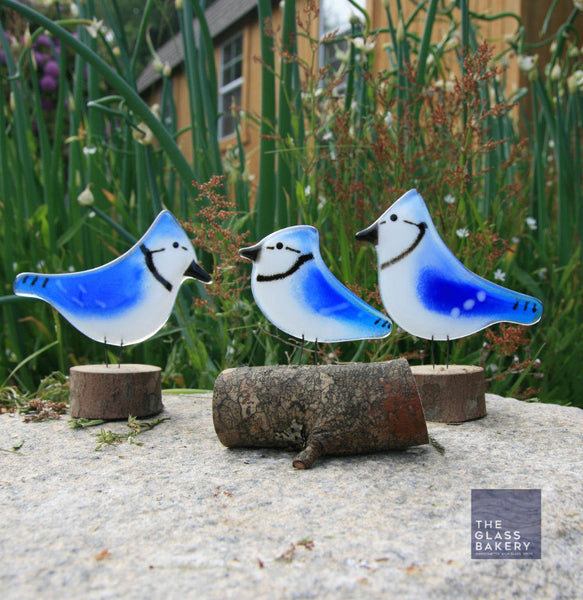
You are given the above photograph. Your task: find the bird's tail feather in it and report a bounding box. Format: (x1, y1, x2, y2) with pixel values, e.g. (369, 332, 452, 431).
(13, 272, 50, 299)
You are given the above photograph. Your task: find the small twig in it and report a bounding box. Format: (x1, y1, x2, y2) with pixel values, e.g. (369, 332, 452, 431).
(69, 418, 107, 429)
(93, 416, 170, 450)
(429, 435, 446, 455)
(0, 440, 24, 454)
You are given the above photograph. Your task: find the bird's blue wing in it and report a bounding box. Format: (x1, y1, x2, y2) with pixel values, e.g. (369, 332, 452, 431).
(15, 254, 146, 317)
(417, 266, 542, 325)
(298, 261, 391, 333)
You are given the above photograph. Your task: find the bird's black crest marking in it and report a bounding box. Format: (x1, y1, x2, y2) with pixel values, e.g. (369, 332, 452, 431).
(256, 253, 314, 282)
(140, 244, 172, 292)
(381, 221, 427, 270)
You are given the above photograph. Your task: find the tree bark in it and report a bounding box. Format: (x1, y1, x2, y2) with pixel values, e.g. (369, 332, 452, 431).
(213, 358, 428, 468)
(69, 364, 163, 420)
(411, 364, 486, 423)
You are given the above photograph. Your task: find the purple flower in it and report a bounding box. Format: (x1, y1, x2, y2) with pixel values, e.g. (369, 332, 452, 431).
(40, 74, 57, 93)
(44, 60, 60, 78)
(35, 33, 51, 48)
(34, 51, 48, 66)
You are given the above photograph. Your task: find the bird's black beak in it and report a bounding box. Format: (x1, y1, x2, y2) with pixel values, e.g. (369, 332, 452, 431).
(184, 260, 212, 283)
(239, 243, 261, 262)
(355, 223, 378, 245)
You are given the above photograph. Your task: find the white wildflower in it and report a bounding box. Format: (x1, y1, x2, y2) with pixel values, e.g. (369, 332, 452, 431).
(456, 228, 470, 238)
(444, 194, 455, 205)
(83, 146, 97, 156)
(384, 111, 393, 128)
(133, 122, 154, 145)
(85, 18, 104, 39)
(493, 268, 506, 282)
(77, 185, 94, 207)
(550, 63, 562, 81)
(335, 46, 350, 63)
(351, 37, 370, 52)
(525, 217, 538, 231)
(567, 69, 583, 93)
(304, 185, 311, 196)
(518, 54, 537, 73)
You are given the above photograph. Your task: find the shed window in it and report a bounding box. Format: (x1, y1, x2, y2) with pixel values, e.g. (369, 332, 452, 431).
(218, 32, 243, 140)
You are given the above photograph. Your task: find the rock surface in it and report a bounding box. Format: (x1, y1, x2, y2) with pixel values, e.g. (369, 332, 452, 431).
(0, 392, 581, 599)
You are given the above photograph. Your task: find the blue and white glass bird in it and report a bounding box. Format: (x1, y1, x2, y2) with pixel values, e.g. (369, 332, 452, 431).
(355, 189, 543, 341)
(13, 210, 211, 348)
(239, 225, 392, 343)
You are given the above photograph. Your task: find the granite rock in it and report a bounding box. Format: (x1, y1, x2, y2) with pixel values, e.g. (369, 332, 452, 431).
(0, 393, 581, 599)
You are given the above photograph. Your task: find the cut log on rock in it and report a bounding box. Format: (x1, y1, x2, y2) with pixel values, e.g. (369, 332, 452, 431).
(69, 364, 163, 420)
(411, 364, 486, 423)
(212, 358, 428, 469)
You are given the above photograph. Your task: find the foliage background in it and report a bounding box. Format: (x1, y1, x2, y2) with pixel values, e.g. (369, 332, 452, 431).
(0, 0, 582, 407)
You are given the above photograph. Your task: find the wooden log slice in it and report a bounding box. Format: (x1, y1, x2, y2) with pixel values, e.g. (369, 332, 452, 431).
(411, 364, 486, 423)
(69, 364, 163, 420)
(213, 358, 428, 469)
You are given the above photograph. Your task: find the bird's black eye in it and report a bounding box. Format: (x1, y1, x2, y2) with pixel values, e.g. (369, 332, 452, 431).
(173, 242, 179, 248)
(390, 214, 398, 222)
(276, 242, 283, 249)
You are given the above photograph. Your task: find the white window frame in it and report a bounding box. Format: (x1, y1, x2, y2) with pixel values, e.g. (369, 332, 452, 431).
(218, 32, 244, 141)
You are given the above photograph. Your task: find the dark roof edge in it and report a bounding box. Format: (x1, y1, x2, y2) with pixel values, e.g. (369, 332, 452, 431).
(137, 0, 262, 93)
